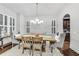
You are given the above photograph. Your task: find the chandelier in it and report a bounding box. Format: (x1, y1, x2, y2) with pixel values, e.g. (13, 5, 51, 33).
(30, 3, 44, 24)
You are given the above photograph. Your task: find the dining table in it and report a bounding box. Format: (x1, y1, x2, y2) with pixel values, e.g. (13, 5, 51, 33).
(15, 34, 56, 50)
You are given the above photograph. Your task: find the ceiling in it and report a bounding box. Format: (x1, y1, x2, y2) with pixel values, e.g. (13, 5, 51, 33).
(0, 3, 68, 17)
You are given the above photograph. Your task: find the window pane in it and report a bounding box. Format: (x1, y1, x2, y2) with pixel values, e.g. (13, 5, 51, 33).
(51, 20, 56, 34)
(0, 26, 3, 35)
(4, 27, 7, 33)
(5, 16, 7, 25)
(0, 14, 3, 25)
(26, 21, 30, 33)
(13, 19, 15, 26)
(27, 28, 30, 33)
(10, 17, 12, 26)
(13, 27, 15, 31)
(0, 26, 1, 35)
(10, 27, 12, 35)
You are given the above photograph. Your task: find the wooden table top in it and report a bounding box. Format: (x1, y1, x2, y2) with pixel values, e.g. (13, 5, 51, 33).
(15, 34, 56, 42)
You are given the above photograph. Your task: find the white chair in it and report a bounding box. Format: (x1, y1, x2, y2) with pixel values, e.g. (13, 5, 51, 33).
(50, 33, 60, 53)
(50, 32, 66, 53)
(58, 33, 66, 49)
(14, 34, 22, 49)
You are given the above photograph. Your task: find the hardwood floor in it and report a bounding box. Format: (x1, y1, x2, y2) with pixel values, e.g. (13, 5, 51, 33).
(63, 41, 70, 49)
(62, 48, 79, 56)
(0, 41, 79, 56)
(59, 41, 79, 56)
(0, 42, 17, 54)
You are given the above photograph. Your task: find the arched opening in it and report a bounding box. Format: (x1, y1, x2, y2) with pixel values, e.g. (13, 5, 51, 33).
(63, 14, 70, 49)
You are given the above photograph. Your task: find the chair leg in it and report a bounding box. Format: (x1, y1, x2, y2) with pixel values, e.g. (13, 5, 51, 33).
(60, 48, 64, 54)
(18, 41, 20, 49)
(40, 49, 42, 56)
(22, 48, 24, 54)
(1, 40, 3, 49)
(51, 47, 53, 53)
(40, 45, 42, 56)
(29, 48, 31, 55)
(12, 43, 14, 47)
(32, 50, 33, 56)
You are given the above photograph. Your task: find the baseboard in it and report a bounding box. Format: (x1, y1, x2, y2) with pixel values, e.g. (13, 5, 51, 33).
(70, 46, 79, 55)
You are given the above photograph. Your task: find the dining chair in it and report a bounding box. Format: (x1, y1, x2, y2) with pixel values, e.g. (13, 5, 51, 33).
(50, 32, 66, 53)
(22, 36, 32, 55)
(32, 37, 43, 56)
(58, 33, 66, 49)
(15, 34, 22, 49)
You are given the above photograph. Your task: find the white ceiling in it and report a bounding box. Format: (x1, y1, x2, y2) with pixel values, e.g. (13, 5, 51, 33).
(0, 3, 68, 17)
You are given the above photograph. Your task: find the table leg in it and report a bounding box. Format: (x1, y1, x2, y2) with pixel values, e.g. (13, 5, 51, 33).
(18, 41, 20, 49)
(1, 40, 3, 49)
(46, 41, 50, 53)
(51, 47, 53, 53)
(12, 43, 14, 47)
(1, 40, 3, 46)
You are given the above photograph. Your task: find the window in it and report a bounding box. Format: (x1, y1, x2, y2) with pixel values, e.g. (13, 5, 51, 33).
(0, 14, 15, 36)
(0, 14, 3, 25)
(13, 27, 15, 31)
(0, 14, 3, 35)
(26, 21, 30, 33)
(51, 20, 56, 34)
(10, 27, 12, 34)
(13, 18, 15, 26)
(5, 16, 7, 25)
(10, 17, 12, 26)
(4, 16, 8, 33)
(0, 26, 3, 34)
(10, 17, 15, 35)
(4, 27, 7, 33)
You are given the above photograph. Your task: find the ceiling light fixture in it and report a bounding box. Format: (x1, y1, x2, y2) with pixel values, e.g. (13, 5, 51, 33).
(30, 3, 44, 24)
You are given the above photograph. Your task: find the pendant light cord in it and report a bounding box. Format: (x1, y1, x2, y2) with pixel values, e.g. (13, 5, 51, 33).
(36, 3, 38, 17)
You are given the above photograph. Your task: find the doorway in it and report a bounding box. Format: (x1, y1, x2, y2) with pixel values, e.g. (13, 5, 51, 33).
(63, 14, 70, 49)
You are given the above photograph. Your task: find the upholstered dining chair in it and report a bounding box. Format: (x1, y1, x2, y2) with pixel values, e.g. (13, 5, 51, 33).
(22, 36, 32, 55)
(32, 37, 43, 56)
(50, 32, 66, 53)
(15, 34, 22, 49)
(58, 33, 66, 49)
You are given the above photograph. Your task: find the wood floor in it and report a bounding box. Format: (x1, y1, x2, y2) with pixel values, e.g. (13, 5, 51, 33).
(60, 41, 79, 56)
(0, 42, 17, 54)
(62, 48, 79, 56)
(0, 42, 79, 56)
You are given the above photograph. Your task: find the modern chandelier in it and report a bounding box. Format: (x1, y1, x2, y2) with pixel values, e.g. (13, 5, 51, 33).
(30, 3, 44, 24)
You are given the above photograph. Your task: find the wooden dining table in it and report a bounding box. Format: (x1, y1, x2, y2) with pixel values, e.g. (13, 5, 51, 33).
(15, 34, 56, 42)
(15, 34, 56, 50)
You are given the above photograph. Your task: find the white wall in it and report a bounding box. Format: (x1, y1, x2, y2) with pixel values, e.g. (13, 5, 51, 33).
(16, 14, 20, 34)
(0, 4, 16, 17)
(25, 16, 57, 34)
(57, 4, 79, 54)
(19, 14, 26, 34)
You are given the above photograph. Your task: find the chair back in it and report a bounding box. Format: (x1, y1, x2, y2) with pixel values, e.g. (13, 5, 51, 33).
(22, 36, 32, 54)
(32, 37, 43, 44)
(15, 34, 22, 40)
(22, 36, 31, 43)
(32, 37, 43, 56)
(58, 33, 66, 48)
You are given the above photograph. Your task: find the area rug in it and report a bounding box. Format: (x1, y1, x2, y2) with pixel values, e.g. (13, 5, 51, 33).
(0, 45, 63, 56)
